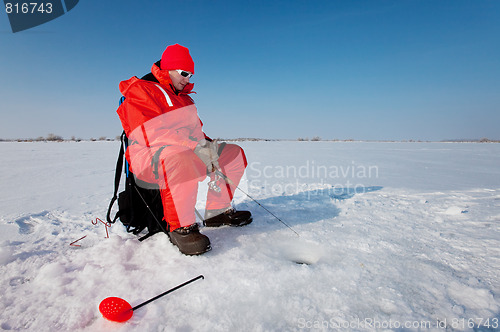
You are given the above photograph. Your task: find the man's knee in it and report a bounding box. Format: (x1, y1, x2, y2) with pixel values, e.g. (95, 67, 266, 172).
(219, 143, 247, 168)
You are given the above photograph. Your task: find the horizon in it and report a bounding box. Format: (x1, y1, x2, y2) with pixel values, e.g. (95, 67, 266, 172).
(2, 135, 499, 144)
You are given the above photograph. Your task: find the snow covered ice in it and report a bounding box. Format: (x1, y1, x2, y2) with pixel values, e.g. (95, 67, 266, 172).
(1, 141, 499, 331)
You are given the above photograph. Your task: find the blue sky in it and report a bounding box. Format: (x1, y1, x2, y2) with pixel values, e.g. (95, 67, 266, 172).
(1, 0, 499, 141)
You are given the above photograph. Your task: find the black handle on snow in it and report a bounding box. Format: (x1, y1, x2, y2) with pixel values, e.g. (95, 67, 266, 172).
(132, 275, 205, 311)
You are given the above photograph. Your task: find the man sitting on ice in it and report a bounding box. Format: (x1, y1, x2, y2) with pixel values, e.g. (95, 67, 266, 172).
(117, 44, 252, 255)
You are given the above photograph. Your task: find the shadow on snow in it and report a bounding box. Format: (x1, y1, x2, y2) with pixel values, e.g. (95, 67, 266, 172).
(233, 185, 383, 232)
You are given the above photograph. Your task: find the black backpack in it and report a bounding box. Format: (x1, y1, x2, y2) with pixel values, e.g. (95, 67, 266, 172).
(106, 69, 170, 241)
(106, 130, 168, 241)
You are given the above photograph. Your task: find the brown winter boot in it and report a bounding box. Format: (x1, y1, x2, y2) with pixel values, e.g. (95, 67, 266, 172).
(204, 208, 253, 227)
(167, 224, 211, 255)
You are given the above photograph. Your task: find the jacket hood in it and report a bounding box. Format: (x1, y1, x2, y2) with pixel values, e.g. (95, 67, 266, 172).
(118, 76, 140, 96)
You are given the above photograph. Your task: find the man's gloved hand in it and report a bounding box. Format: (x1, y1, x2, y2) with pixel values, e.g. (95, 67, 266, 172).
(194, 139, 220, 172)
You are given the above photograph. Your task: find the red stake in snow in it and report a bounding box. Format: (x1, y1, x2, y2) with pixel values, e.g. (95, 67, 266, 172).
(69, 235, 87, 247)
(92, 218, 111, 238)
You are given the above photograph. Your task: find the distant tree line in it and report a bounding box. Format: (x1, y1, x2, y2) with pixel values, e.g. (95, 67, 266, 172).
(0, 134, 114, 142)
(1, 135, 499, 143)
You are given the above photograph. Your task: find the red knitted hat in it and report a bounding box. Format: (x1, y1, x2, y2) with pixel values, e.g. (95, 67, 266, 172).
(160, 44, 195, 74)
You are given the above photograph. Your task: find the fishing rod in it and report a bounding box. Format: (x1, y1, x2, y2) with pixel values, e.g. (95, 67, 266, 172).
(214, 169, 299, 237)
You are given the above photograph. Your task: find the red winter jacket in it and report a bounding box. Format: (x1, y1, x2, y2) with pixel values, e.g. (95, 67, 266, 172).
(117, 62, 208, 182)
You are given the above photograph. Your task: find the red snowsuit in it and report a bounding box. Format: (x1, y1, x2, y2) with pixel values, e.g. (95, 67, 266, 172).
(117, 63, 247, 230)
